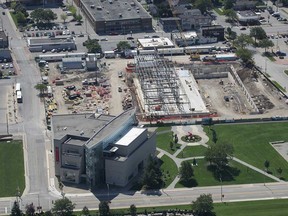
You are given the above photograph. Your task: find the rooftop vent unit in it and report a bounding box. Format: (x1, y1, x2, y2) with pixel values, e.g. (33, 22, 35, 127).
(90, 4, 95, 8)
(124, 2, 128, 4)
(128, 8, 131, 11)
(119, 13, 122, 17)
(97, 6, 102, 10)
(107, 10, 110, 14)
(108, 0, 113, 3)
(130, 2, 135, 6)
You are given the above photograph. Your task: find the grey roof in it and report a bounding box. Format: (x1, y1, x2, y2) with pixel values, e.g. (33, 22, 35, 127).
(238, 10, 257, 17)
(29, 38, 74, 45)
(52, 113, 115, 140)
(201, 25, 224, 30)
(81, 0, 151, 21)
(62, 57, 82, 62)
(64, 136, 89, 146)
(0, 31, 7, 40)
(86, 108, 136, 149)
(52, 108, 137, 149)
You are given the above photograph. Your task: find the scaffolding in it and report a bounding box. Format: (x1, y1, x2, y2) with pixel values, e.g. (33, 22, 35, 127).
(135, 54, 191, 117)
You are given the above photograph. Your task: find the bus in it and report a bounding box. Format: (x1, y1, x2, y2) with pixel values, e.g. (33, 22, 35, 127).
(15, 83, 21, 93)
(16, 91, 23, 103)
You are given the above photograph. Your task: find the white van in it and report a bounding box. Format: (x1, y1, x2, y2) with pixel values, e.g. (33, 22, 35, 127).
(66, 11, 72, 16)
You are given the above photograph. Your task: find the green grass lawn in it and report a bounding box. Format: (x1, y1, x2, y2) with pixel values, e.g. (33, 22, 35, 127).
(159, 155, 178, 188)
(156, 126, 171, 133)
(284, 70, 288, 76)
(156, 132, 181, 155)
(0, 140, 25, 197)
(9, 11, 18, 27)
(215, 199, 288, 216)
(214, 7, 224, 15)
(75, 199, 288, 216)
(272, 80, 286, 92)
(177, 145, 207, 158)
(175, 159, 274, 188)
(204, 123, 288, 180)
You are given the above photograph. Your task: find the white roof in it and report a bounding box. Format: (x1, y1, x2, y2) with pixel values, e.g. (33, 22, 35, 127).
(138, 37, 174, 48)
(115, 127, 146, 146)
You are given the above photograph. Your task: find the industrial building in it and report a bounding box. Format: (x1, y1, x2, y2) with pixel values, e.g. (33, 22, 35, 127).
(78, 0, 152, 34)
(133, 55, 209, 119)
(137, 37, 174, 50)
(52, 109, 156, 187)
(27, 38, 76, 52)
(62, 57, 84, 70)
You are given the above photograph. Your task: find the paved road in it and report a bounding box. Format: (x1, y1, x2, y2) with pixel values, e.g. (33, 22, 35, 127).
(1, 1, 288, 215)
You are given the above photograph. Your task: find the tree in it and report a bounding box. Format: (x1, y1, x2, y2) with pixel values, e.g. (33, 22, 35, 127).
(129, 204, 137, 216)
(226, 27, 236, 40)
(236, 48, 253, 65)
(75, 14, 83, 23)
(11, 2, 18, 11)
(224, 0, 234, 9)
(224, 9, 237, 23)
(233, 33, 253, 48)
(44, 211, 53, 216)
(250, 27, 267, 44)
(30, 9, 57, 23)
(116, 41, 131, 52)
(52, 197, 75, 216)
(174, 134, 178, 144)
(258, 39, 274, 52)
(195, 0, 212, 13)
(277, 167, 283, 177)
(35, 83, 48, 96)
(11, 201, 22, 216)
(99, 201, 110, 216)
(141, 156, 163, 189)
(84, 39, 102, 53)
(60, 13, 68, 23)
(81, 206, 90, 216)
(25, 203, 35, 216)
(205, 143, 234, 171)
(191, 194, 214, 216)
(179, 161, 194, 182)
(264, 160, 270, 172)
(15, 12, 26, 24)
(43, 9, 57, 23)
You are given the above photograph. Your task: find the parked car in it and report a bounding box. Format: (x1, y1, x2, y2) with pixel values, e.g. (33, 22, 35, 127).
(65, 85, 76, 90)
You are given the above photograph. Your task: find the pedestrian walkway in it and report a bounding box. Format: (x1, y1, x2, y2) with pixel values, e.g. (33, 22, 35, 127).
(156, 125, 283, 190)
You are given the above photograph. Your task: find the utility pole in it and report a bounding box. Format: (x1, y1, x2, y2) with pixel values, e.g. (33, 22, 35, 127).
(6, 113, 9, 134)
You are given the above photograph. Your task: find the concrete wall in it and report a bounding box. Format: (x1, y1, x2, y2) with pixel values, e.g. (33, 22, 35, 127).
(105, 132, 156, 187)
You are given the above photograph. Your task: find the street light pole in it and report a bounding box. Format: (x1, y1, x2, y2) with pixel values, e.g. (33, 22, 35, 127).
(220, 177, 223, 202)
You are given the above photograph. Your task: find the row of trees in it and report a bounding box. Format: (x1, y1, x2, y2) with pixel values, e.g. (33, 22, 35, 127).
(11, 195, 214, 216)
(11, 2, 29, 25)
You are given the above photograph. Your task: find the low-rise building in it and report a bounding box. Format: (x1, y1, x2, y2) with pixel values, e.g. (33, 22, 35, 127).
(79, 0, 152, 34)
(172, 31, 217, 47)
(52, 109, 156, 188)
(0, 31, 9, 49)
(62, 57, 84, 70)
(237, 10, 259, 24)
(138, 37, 174, 50)
(27, 38, 76, 52)
(233, 0, 258, 10)
(201, 25, 225, 41)
(158, 17, 181, 32)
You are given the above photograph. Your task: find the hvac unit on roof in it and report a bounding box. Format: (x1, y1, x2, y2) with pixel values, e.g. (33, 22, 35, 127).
(128, 7, 131, 11)
(107, 10, 110, 14)
(119, 13, 122, 17)
(97, 6, 102, 10)
(90, 4, 95, 8)
(108, 0, 113, 3)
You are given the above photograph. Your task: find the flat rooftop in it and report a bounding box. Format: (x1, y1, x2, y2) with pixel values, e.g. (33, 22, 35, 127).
(64, 136, 89, 146)
(52, 113, 115, 140)
(81, 0, 151, 21)
(238, 10, 257, 17)
(138, 38, 174, 49)
(115, 127, 146, 146)
(173, 31, 197, 39)
(29, 38, 74, 45)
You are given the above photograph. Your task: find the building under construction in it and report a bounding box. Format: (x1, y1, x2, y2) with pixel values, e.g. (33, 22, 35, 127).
(133, 54, 209, 119)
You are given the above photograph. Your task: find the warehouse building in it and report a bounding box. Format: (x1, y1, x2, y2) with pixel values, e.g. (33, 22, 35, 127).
(27, 38, 76, 52)
(52, 108, 156, 188)
(62, 57, 84, 71)
(79, 0, 153, 34)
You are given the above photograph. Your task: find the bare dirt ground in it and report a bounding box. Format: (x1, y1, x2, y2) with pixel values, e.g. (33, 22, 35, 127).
(44, 58, 130, 117)
(198, 77, 253, 118)
(237, 68, 288, 117)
